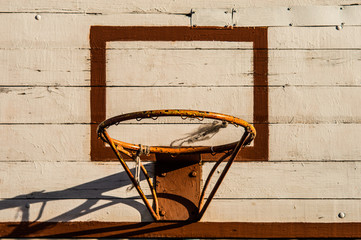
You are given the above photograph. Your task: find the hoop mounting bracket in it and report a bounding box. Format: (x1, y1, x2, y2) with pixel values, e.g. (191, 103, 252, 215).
(155, 153, 201, 221)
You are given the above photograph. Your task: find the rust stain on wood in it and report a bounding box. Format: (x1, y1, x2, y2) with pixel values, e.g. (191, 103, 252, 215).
(90, 26, 269, 162)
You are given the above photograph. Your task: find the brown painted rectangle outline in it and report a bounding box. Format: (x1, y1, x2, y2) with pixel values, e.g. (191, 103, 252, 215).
(90, 26, 268, 161)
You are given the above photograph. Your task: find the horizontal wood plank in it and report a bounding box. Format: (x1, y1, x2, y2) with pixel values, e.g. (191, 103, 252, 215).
(269, 26, 361, 49)
(1, 161, 361, 199)
(1, 124, 360, 161)
(0, 14, 189, 49)
(204, 199, 360, 222)
(0, 162, 153, 199)
(0, 0, 359, 14)
(203, 161, 361, 198)
(1, 48, 361, 86)
(0, 199, 359, 222)
(2, 86, 361, 124)
(106, 47, 253, 87)
(0, 199, 152, 222)
(1, 14, 361, 49)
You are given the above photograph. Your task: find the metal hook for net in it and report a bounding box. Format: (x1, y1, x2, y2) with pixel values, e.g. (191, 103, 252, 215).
(196, 116, 205, 121)
(136, 117, 142, 121)
(181, 115, 188, 120)
(151, 116, 158, 120)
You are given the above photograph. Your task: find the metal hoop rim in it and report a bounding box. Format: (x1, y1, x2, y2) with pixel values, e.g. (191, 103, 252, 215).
(97, 109, 256, 154)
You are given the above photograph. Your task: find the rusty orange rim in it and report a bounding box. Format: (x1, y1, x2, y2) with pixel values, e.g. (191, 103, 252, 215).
(97, 109, 256, 155)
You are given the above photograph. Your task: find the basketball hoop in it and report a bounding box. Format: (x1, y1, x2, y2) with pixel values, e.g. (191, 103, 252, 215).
(97, 109, 256, 221)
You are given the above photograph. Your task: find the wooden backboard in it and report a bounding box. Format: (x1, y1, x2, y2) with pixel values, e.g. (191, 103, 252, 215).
(1, 1, 361, 238)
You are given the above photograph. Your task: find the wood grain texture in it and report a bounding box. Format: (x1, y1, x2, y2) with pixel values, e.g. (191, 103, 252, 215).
(202, 161, 361, 198)
(270, 26, 361, 49)
(1, 13, 361, 49)
(2, 86, 360, 124)
(0, 13, 189, 48)
(1, 124, 360, 161)
(1, 0, 361, 234)
(0, 199, 359, 223)
(0, 0, 359, 14)
(1, 162, 361, 199)
(2, 49, 361, 86)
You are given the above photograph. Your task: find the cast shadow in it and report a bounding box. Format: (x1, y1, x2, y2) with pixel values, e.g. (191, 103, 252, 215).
(0, 165, 155, 237)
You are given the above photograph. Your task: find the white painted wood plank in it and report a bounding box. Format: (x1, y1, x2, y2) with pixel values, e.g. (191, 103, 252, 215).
(107, 41, 253, 49)
(1, 48, 361, 86)
(2, 161, 360, 199)
(0, 199, 359, 222)
(106, 48, 253, 87)
(0, 124, 360, 161)
(0, 199, 152, 222)
(1, 0, 359, 14)
(269, 86, 361, 124)
(204, 199, 361, 222)
(2, 13, 361, 49)
(234, 5, 361, 27)
(0, 87, 254, 123)
(1, 161, 361, 222)
(0, 125, 89, 161)
(0, 13, 189, 49)
(269, 49, 361, 86)
(203, 161, 361, 198)
(0, 162, 153, 199)
(269, 26, 361, 49)
(0, 87, 89, 123)
(2, 86, 361, 124)
(106, 87, 253, 121)
(0, 49, 90, 86)
(270, 124, 361, 161)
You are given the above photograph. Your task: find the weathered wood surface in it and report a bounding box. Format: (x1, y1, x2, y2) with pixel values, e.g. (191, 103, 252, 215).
(0, 161, 360, 222)
(1, 49, 361, 86)
(2, 13, 361, 48)
(1, 86, 360, 123)
(1, 162, 361, 199)
(1, 0, 361, 227)
(1, 198, 359, 222)
(1, 0, 359, 14)
(1, 124, 360, 161)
